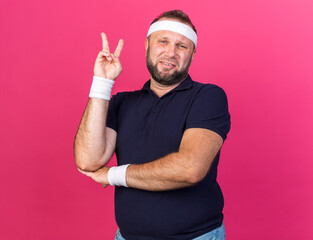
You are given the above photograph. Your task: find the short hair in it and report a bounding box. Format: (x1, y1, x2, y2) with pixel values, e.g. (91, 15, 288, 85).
(151, 9, 197, 34)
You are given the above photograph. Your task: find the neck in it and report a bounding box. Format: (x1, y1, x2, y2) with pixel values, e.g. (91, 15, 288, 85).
(150, 78, 184, 97)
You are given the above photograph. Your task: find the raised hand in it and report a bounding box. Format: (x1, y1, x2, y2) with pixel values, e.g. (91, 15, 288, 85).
(94, 33, 124, 80)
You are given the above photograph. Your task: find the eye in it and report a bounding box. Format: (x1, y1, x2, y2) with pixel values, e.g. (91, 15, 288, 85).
(159, 40, 167, 44)
(179, 44, 187, 49)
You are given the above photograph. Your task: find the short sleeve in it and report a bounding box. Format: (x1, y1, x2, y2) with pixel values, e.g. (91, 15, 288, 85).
(186, 85, 231, 141)
(106, 94, 118, 132)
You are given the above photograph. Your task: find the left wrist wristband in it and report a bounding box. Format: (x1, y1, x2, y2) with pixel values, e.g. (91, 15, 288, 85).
(107, 164, 130, 187)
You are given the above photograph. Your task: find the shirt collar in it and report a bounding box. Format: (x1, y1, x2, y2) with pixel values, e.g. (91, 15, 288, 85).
(141, 74, 193, 92)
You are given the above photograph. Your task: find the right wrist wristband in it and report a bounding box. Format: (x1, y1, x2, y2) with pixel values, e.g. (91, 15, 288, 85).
(89, 76, 115, 100)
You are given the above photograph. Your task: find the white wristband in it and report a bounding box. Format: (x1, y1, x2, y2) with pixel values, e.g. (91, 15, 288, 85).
(108, 164, 130, 187)
(89, 76, 115, 100)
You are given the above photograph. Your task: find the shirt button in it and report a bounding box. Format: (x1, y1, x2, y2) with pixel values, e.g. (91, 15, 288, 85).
(152, 109, 156, 113)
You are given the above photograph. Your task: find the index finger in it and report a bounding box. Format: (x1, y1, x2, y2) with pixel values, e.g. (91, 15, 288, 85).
(113, 39, 124, 58)
(101, 32, 110, 52)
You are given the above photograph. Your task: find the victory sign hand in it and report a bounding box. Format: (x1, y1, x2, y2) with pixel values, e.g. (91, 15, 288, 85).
(94, 33, 124, 80)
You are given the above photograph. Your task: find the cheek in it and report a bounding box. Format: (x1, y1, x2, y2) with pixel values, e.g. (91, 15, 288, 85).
(151, 43, 165, 55)
(150, 51, 165, 65)
(154, 48, 165, 58)
(180, 54, 192, 66)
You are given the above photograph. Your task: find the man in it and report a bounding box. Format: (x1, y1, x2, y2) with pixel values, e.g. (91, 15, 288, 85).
(74, 10, 231, 240)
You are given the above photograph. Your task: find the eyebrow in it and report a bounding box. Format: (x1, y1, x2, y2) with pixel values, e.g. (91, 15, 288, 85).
(158, 36, 189, 45)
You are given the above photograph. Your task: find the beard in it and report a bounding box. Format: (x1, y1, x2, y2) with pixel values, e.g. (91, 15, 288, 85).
(146, 47, 192, 86)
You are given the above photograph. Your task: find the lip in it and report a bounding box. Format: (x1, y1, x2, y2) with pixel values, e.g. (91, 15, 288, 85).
(159, 60, 177, 68)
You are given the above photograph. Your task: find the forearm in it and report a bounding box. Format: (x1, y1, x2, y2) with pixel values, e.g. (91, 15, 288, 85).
(126, 152, 207, 191)
(79, 129, 222, 191)
(124, 129, 222, 191)
(74, 98, 109, 171)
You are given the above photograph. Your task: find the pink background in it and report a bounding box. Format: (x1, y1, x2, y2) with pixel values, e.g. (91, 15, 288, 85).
(1, 0, 312, 239)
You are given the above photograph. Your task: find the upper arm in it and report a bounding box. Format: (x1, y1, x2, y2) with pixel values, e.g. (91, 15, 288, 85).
(186, 85, 231, 141)
(76, 127, 117, 172)
(176, 86, 230, 182)
(178, 128, 223, 182)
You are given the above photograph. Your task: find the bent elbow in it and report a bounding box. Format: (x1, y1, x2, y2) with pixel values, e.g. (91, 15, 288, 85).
(74, 154, 103, 172)
(185, 168, 208, 185)
(76, 161, 102, 172)
(74, 146, 103, 172)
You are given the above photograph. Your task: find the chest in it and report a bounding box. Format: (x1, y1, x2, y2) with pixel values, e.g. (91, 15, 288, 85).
(115, 91, 195, 164)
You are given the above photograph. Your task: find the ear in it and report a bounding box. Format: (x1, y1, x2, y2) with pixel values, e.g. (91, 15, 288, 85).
(191, 48, 196, 61)
(145, 38, 149, 56)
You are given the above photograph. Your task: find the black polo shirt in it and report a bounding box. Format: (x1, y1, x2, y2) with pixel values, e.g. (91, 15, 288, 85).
(107, 75, 231, 240)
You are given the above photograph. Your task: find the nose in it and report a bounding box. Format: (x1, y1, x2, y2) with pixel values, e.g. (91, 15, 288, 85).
(164, 43, 177, 58)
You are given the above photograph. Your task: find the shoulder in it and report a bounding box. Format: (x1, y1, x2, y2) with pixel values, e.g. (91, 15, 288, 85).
(191, 80, 228, 103)
(111, 90, 142, 103)
(107, 90, 142, 129)
(112, 89, 141, 98)
(186, 80, 231, 140)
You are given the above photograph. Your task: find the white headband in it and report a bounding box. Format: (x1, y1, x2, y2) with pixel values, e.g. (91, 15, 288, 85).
(147, 20, 197, 47)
